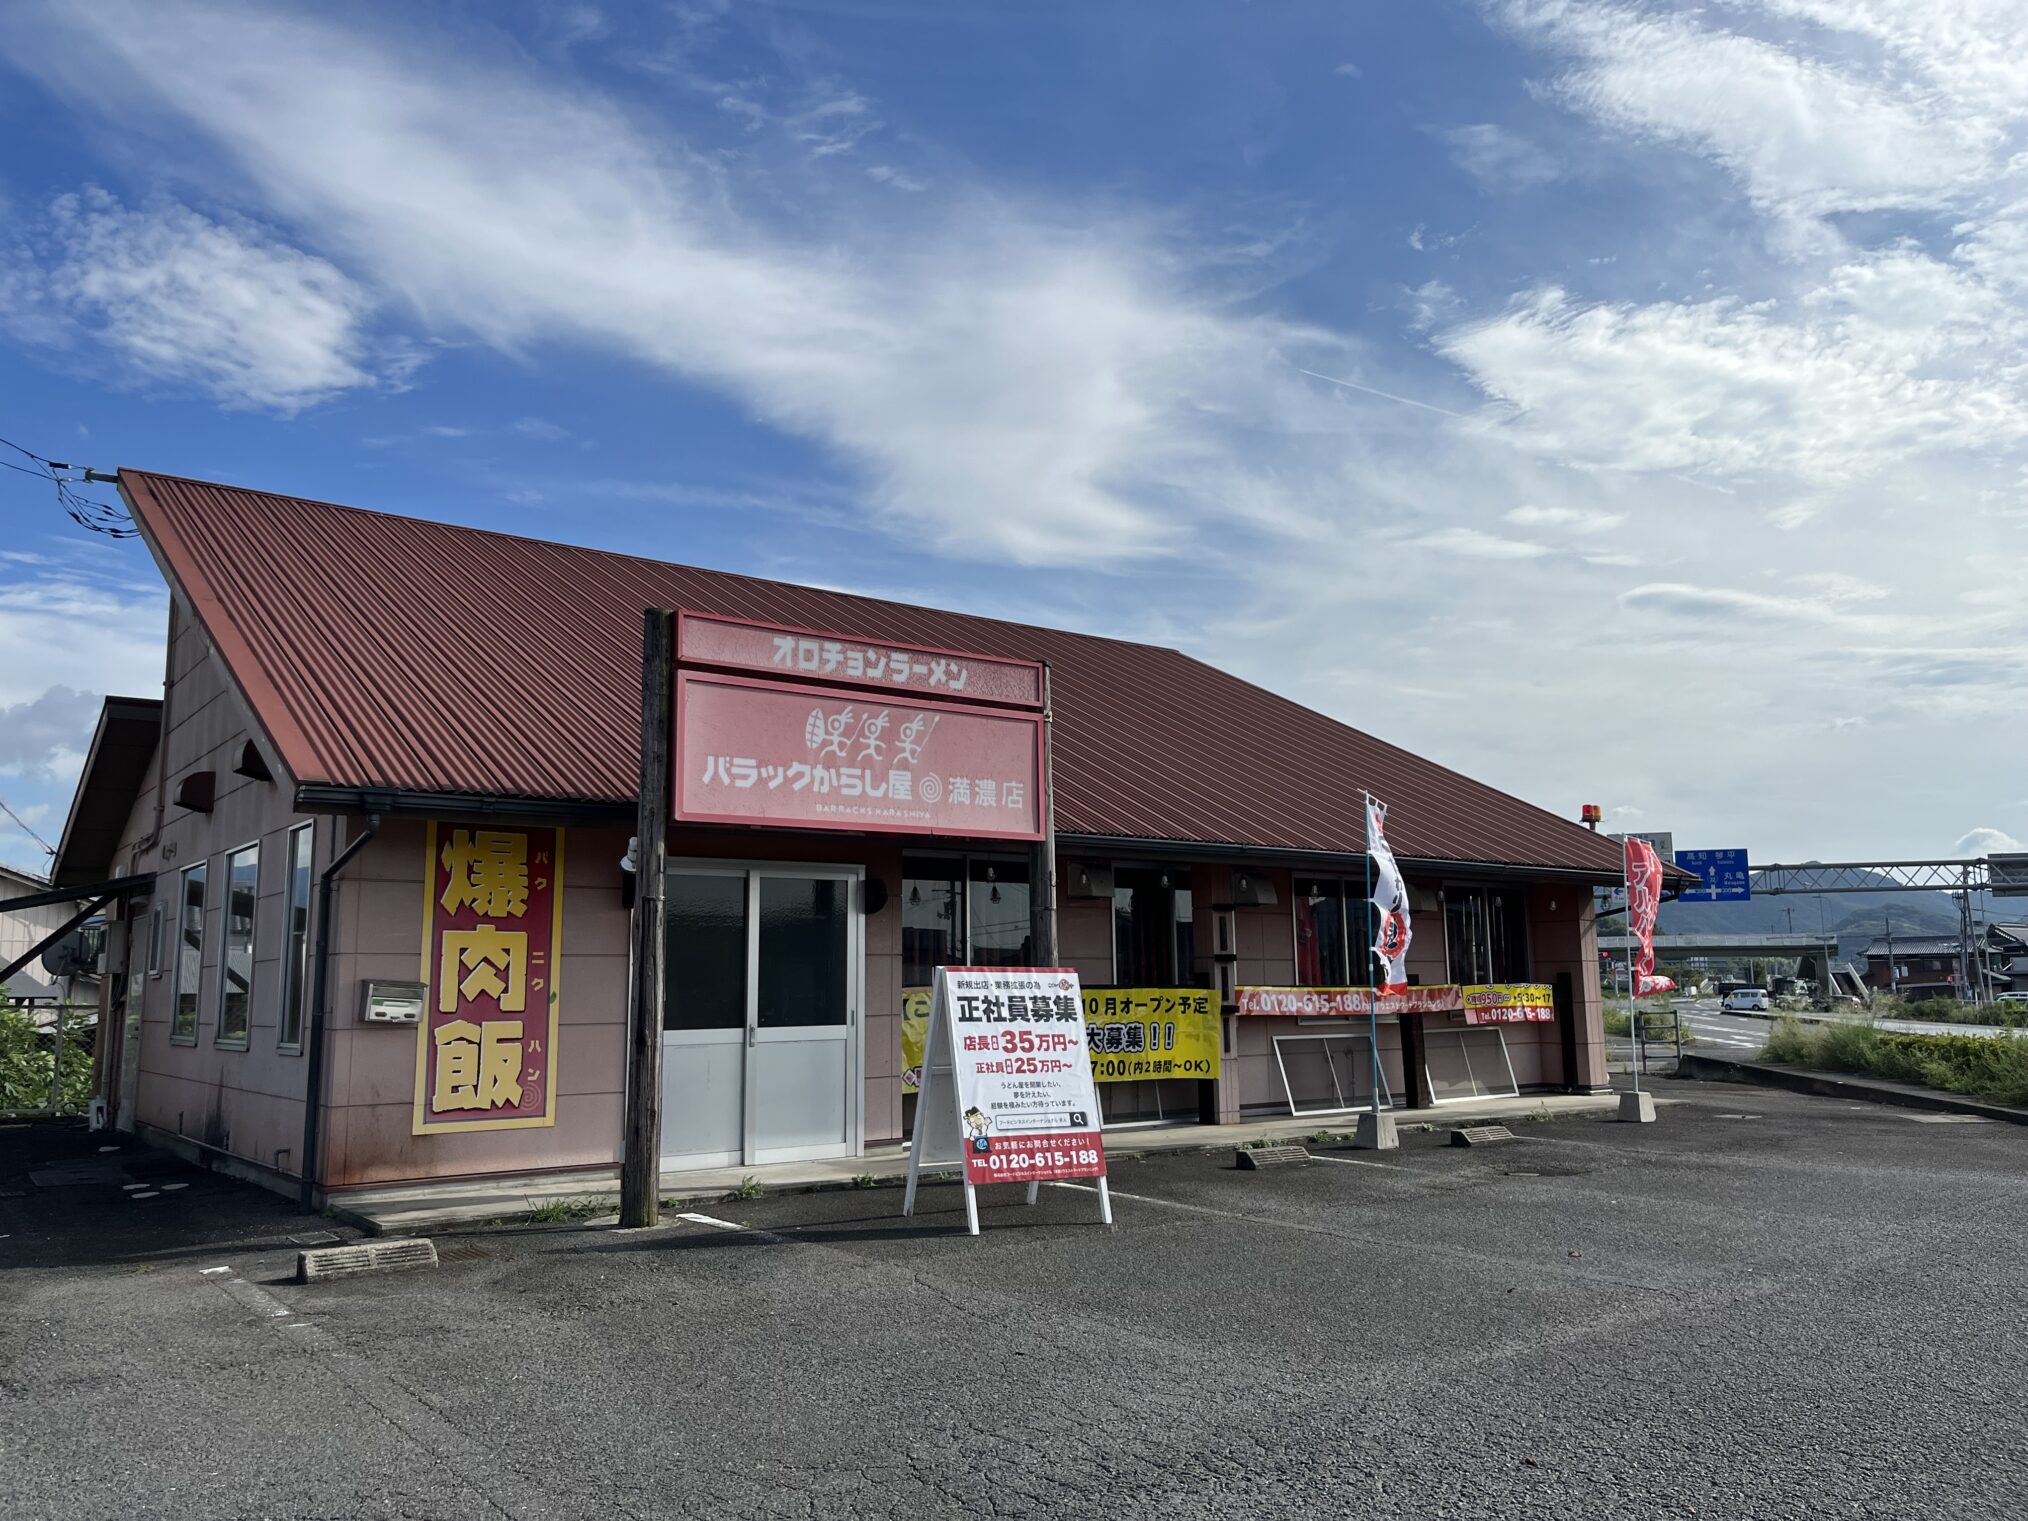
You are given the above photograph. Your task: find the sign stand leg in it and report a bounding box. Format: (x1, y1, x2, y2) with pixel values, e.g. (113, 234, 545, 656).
(902, 1148, 921, 1217)
(1096, 1176, 1114, 1226)
(963, 1181, 980, 1236)
(1025, 1180, 1040, 1207)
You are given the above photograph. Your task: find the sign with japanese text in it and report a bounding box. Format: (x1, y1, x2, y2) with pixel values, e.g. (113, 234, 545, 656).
(1455, 984, 1555, 1025)
(1676, 848, 1751, 902)
(674, 670, 1044, 840)
(414, 823, 563, 1135)
(940, 967, 1105, 1186)
(902, 985, 1219, 1093)
(1236, 985, 1461, 1018)
(678, 610, 1043, 708)
(1237, 984, 1555, 1021)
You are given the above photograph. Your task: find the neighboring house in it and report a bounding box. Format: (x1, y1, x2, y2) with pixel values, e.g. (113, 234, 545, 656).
(1859, 925, 2026, 998)
(29, 469, 1658, 1208)
(1, 861, 102, 1009)
(1990, 924, 2028, 994)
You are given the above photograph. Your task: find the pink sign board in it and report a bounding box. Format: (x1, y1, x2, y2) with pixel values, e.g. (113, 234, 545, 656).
(673, 671, 1045, 840)
(677, 610, 1043, 709)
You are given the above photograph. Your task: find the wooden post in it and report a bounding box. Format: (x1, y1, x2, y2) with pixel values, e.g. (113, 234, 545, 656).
(1028, 666, 1058, 966)
(621, 608, 672, 1228)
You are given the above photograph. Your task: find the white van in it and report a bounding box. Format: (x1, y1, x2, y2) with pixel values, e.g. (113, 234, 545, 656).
(1721, 988, 1772, 1013)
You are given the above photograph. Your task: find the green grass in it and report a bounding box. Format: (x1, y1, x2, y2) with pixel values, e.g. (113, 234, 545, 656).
(525, 1197, 613, 1224)
(1758, 1016, 2028, 1107)
(1602, 1005, 1632, 1037)
(724, 1175, 764, 1202)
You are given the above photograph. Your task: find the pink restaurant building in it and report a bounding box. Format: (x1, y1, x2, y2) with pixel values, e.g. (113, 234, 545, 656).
(24, 471, 1634, 1207)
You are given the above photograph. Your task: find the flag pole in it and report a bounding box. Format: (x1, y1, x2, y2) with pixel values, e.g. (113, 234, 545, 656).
(1365, 792, 1380, 1124)
(1624, 839, 1642, 1095)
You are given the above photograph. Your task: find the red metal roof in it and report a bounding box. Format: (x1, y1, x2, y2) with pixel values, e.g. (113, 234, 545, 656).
(121, 469, 1629, 876)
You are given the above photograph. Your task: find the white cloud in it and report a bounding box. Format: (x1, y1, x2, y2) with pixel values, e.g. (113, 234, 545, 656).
(1440, 123, 1561, 191)
(0, 685, 103, 781)
(865, 165, 925, 193)
(1405, 526, 1551, 559)
(0, 575, 166, 710)
(1505, 503, 1622, 533)
(1494, 0, 2002, 220)
(1955, 826, 2023, 856)
(1437, 286, 2028, 483)
(2, 187, 387, 410)
(2, 1, 1364, 567)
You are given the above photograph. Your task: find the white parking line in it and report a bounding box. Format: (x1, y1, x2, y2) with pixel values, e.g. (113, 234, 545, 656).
(676, 1211, 745, 1230)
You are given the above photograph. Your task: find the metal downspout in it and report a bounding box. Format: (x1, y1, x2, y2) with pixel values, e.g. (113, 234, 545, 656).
(299, 814, 381, 1209)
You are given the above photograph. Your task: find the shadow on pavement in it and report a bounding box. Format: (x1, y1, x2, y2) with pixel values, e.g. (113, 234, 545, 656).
(0, 1117, 357, 1273)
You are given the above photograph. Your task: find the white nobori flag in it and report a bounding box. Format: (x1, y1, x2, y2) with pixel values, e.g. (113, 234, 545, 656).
(1366, 794, 1412, 994)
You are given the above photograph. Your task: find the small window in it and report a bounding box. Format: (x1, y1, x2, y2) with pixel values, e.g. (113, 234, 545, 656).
(279, 824, 314, 1050)
(1292, 878, 1375, 987)
(147, 901, 165, 977)
(967, 859, 1031, 968)
(1443, 886, 1529, 984)
(215, 843, 260, 1047)
(1113, 868, 1194, 985)
(172, 863, 207, 1042)
(902, 857, 963, 987)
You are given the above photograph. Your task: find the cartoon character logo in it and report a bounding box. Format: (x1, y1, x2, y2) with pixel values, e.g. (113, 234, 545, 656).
(963, 1105, 992, 1154)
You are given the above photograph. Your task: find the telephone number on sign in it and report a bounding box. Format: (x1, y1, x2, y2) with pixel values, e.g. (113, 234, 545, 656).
(979, 1148, 1102, 1173)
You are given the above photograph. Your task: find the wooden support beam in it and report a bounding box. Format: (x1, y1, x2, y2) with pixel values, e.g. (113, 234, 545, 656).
(620, 608, 673, 1229)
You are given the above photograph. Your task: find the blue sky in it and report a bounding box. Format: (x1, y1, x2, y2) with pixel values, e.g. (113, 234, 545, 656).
(1, 0, 2025, 876)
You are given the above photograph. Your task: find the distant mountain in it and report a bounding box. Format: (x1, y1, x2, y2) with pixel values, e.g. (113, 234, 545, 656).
(1655, 865, 1982, 960)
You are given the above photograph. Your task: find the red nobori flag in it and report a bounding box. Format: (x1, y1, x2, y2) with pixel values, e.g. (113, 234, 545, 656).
(1622, 836, 1677, 997)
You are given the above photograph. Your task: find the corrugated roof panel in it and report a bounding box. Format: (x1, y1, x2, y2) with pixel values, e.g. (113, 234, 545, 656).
(121, 470, 1628, 876)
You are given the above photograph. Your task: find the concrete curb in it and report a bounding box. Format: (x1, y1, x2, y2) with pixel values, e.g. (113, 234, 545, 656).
(1678, 1053, 2028, 1125)
(330, 1092, 1629, 1236)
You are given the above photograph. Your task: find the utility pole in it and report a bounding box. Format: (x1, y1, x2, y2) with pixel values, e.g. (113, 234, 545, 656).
(1885, 915, 1895, 997)
(621, 608, 672, 1229)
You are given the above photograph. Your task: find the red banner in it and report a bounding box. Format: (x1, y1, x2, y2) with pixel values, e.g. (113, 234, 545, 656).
(674, 670, 1045, 840)
(414, 824, 562, 1134)
(1236, 985, 1462, 1018)
(1237, 984, 1556, 1020)
(965, 1129, 1106, 1185)
(1622, 836, 1676, 997)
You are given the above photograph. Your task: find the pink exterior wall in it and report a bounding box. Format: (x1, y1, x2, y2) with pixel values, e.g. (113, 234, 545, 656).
(1210, 870, 1603, 1118)
(321, 822, 911, 1187)
(113, 599, 323, 1176)
(107, 601, 1608, 1191)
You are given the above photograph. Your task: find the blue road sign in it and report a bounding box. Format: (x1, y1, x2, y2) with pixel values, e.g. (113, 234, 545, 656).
(1676, 848, 1751, 902)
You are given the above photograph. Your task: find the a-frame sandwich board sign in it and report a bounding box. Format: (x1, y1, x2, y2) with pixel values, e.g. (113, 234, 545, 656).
(902, 965, 1112, 1235)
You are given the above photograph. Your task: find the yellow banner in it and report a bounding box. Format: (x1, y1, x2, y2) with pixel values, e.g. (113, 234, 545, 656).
(903, 985, 1220, 1093)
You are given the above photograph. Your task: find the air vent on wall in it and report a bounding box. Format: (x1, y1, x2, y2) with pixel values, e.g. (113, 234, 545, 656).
(172, 770, 216, 813)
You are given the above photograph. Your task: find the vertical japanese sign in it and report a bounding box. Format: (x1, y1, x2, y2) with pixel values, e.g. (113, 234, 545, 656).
(1621, 835, 1676, 999)
(414, 823, 564, 1134)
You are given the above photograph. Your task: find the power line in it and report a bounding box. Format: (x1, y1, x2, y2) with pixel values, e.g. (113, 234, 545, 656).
(0, 798, 56, 857)
(0, 431, 138, 539)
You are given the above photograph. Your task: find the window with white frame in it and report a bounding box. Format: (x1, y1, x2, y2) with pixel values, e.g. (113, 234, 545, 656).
(279, 823, 313, 1050)
(215, 843, 259, 1047)
(172, 863, 207, 1042)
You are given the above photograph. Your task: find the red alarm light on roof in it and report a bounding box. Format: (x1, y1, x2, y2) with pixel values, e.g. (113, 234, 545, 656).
(1580, 803, 1602, 827)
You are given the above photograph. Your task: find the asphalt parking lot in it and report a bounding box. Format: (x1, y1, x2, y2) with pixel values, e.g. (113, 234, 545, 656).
(7, 1081, 2028, 1520)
